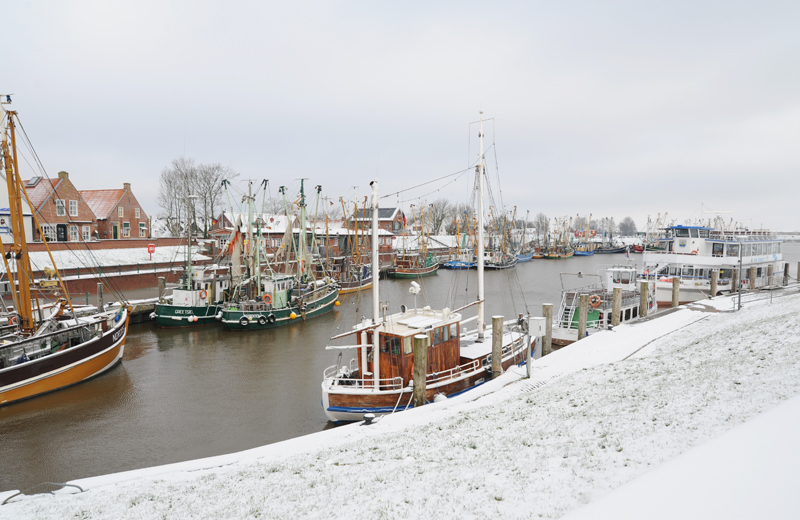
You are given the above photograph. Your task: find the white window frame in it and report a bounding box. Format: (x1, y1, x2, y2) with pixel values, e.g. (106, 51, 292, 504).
(55, 199, 66, 216)
(41, 224, 57, 242)
(135, 207, 140, 219)
(123, 222, 130, 237)
(69, 200, 78, 217)
(118, 206, 124, 218)
(82, 225, 91, 241)
(139, 222, 146, 237)
(69, 225, 78, 242)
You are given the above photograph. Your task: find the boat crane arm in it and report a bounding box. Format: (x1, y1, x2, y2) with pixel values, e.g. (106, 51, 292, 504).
(328, 319, 383, 341)
(451, 299, 485, 314)
(325, 344, 361, 350)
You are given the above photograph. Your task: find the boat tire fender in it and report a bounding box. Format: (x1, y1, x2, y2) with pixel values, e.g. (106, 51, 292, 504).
(267, 314, 276, 324)
(589, 295, 602, 308)
(258, 316, 267, 326)
(239, 316, 249, 327)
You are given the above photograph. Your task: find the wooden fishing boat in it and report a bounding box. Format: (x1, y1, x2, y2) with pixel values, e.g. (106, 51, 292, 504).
(0, 96, 130, 406)
(388, 252, 439, 278)
(322, 114, 532, 422)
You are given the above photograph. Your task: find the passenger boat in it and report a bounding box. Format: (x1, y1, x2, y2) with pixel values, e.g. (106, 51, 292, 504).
(0, 97, 130, 406)
(551, 265, 655, 347)
(321, 114, 531, 422)
(642, 224, 786, 307)
(219, 180, 339, 330)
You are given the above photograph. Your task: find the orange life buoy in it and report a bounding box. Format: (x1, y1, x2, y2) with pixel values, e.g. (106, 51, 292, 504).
(199, 289, 208, 299)
(263, 293, 272, 304)
(691, 250, 698, 255)
(9, 315, 17, 326)
(589, 295, 602, 308)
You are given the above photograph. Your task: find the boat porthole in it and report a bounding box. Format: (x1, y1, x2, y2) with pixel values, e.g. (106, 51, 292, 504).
(239, 317, 249, 327)
(258, 316, 267, 326)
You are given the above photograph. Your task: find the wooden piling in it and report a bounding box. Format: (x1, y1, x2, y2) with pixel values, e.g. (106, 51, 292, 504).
(639, 281, 648, 318)
(611, 287, 622, 327)
(749, 266, 757, 290)
(543, 303, 553, 356)
(97, 283, 104, 310)
(577, 294, 588, 341)
(784, 263, 790, 286)
(710, 270, 718, 298)
(672, 276, 680, 308)
(767, 265, 774, 286)
(797, 262, 800, 283)
(412, 334, 428, 408)
(158, 276, 166, 304)
(733, 268, 739, 293)
(491, 316, 503, 378)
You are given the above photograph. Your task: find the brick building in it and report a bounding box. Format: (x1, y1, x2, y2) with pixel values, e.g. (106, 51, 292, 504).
(81, 183, 149, 240)
(24, 171, 98, 242)
(351, 207, 405, 233)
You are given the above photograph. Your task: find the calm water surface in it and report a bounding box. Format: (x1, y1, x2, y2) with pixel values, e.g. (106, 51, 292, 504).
(2, 245, 798, 491)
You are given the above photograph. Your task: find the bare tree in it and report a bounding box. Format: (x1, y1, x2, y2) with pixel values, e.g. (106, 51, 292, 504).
(193, 163, 239, 237)
(618, 216, 637, 236)
(156, 157, 195, 236)
(445, 203, 475, 234)
(425, 198, 451, 235)
(534, 212, 549, 238)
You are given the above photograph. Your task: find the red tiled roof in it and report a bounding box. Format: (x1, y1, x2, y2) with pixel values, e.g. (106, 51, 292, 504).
(80, 189, 125, 219)
(24, 178, 62, 210)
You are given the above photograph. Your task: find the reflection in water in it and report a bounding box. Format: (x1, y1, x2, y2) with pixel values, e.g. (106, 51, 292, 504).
(2, 243, 798, 491)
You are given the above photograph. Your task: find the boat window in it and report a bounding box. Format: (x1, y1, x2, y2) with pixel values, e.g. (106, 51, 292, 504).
(619, 272, 631, 283)
(712, 243, 724, 257)
(675, 229, 689, 237)
(442, 326, 449, 342)
(720, 268, 732, 280)
(432, 328, 441, 346)
(669, 267, 678, 276)
(690, 229, 699, 238)
(726, 244, 739, 257)
(612, 271, 620, 283)
(682, 266, 694, 276)
(696, 269, 706, 278)
(450, 323, 458, 338)
(699, 229, 710, 238)
(757, 267, 763, 277)
(776, 243, 781, 254)
(744, 244, 751, 257)
(403, 337, 412, 355)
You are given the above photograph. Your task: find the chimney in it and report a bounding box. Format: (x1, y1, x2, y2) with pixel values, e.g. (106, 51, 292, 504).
(58, 171, 69, 180)
(123, 182, 131, 191)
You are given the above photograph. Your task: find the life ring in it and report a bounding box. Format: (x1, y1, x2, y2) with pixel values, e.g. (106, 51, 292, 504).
(691, 250, 698, 255)
(263, 293, 272, 304)
(267, 314, 276, 324)
(239, 316, 249, 327)
(589, 295, 602, 308)
(258, 316, 267, 326)
(199, 289, 208, 299)
(9, 315, 17, 326)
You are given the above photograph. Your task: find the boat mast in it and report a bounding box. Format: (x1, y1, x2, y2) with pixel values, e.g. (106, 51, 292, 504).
(1, 102, 34, 332)
(370, 179, 380, 388)
(477, 112, 485, 341)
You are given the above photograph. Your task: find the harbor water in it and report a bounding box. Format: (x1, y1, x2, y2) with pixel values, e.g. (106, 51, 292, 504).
(2, 245, 799, 492)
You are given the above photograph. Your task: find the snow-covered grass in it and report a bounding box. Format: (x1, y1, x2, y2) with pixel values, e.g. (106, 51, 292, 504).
(4, 290, 800, 519)
(25, 246, 209, 271)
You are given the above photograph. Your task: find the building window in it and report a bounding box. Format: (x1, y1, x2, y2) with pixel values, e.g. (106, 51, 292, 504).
(69, 200, 78, 216)
(118, 206, 124, 218)
(135, 207, 140, 219)
(123, 222, 130, 237)
(69, 225, 78, 241)
(139, 222, 146, 237)
(56, 199, 66, 216)
(82, 225, 91, 240)
(41, 224, 57, 241)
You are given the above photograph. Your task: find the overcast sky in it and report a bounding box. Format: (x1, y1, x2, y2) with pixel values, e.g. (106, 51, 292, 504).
(5, 0, 799, 230)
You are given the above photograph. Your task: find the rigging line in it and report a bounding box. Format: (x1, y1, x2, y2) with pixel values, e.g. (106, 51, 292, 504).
(379, 162, 479, 200)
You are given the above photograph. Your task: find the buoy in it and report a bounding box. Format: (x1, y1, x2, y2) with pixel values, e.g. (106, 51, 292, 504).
(290, 312, 297, 319)
(334, 300, 340, 307)
(589, 295, 602, 308)
(199, 289, 207, 299)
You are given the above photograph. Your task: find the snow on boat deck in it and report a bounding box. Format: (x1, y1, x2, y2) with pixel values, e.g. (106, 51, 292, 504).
(3, 288, 800, 519)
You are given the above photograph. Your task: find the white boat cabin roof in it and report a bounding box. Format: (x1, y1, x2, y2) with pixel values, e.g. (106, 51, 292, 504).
(357, 307, 462, 339)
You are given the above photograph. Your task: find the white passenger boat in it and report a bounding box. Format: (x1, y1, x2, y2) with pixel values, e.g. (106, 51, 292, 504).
(642, 225, 786, 306)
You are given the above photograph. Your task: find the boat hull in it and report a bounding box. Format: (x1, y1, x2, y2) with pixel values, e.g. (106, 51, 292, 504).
(154, 303, 221, 328)
(572, 250, 594, 256)
(337, 279, 373, 294)
(442, 261, 475, 269)
(221, 288, 338, 330)
(0, 309, 129, 406)
(388, 264, 439, 278)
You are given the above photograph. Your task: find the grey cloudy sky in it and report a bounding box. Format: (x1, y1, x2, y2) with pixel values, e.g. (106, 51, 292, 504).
(6, 0, 799, 230)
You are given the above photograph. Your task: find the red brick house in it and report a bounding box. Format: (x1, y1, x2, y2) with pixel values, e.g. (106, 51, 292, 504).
(81, 183, 149, 239)
(350, 207, 405, 234)
(24, 171, 97, 242)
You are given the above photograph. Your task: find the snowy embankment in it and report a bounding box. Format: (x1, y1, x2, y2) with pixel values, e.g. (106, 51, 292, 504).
(24, 246, 208, 272)
(4, 290, 800, 519)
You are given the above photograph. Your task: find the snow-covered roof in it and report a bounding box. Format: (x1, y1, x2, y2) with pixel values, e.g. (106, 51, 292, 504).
(80, 189, 126, 219)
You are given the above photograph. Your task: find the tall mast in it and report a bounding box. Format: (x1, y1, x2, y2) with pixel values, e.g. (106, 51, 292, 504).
(477, 112, 485, 341)
(1, 103, 34, 332)
(370, 179, 380, 389)
(298, 179, 308, 279)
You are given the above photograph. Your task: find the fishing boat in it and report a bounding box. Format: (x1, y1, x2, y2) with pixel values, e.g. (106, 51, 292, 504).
(388, 205, 439, 278)
(551, 265, 655, 347)
(219, 180, 339, 330)
(442, 220, 476, 269)
(0, 97, 130, 406)
(572, 214, 595, 256)
(152, 194, 229, 327)
(321, 114, 532, 422)
(642, 224, 786, 306)
(322, 256, 372, 294)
